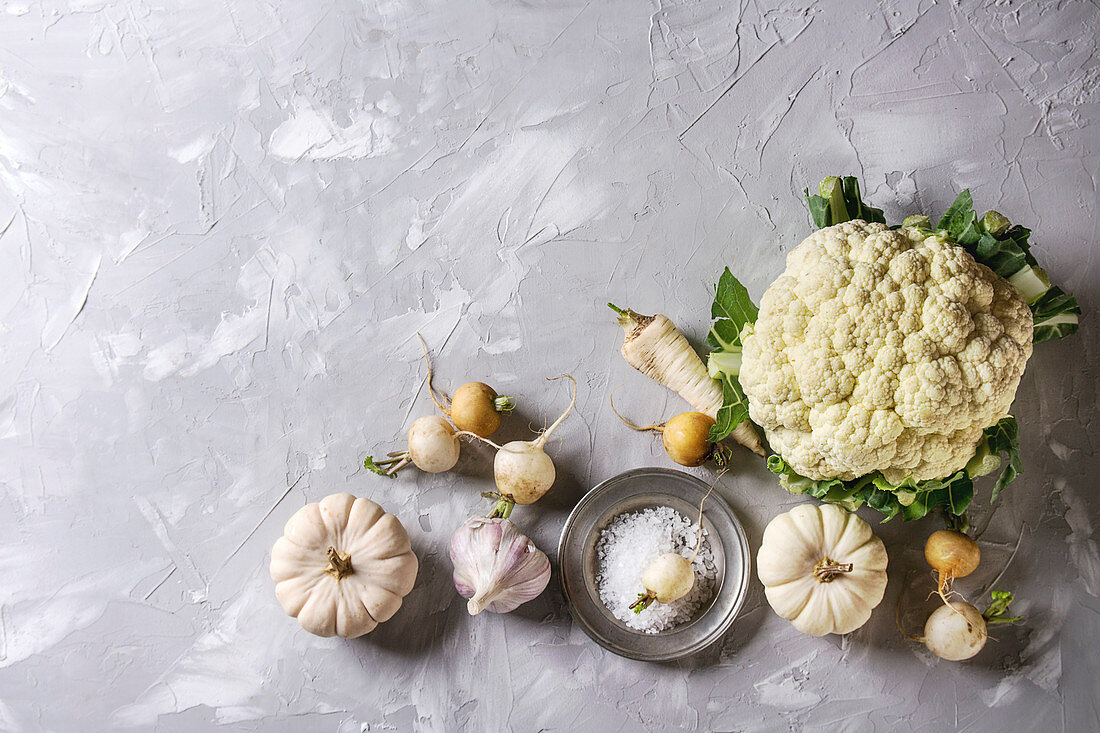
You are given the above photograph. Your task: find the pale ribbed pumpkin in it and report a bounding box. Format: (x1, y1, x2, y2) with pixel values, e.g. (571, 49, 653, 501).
(757, 503, 888, 636)
(270, 492, 418, 638)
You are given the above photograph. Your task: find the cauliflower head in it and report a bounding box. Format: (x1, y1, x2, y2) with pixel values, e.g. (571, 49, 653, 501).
(740, 220, 1033, 484)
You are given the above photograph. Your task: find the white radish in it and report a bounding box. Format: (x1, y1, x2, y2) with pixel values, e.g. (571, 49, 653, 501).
(609, 304, 764, 456)
(632, 553, 694, 611)
(494, 441, 557, 505)
(923, 601, 987, 661)
(464, 376, 576, 518)
(900, 589, 1020, 662)
(366, 415, 460, 476)
(629, 476, 719, 613)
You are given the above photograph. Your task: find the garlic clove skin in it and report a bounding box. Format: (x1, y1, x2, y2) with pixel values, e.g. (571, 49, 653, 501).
(449, 516, 551, 615)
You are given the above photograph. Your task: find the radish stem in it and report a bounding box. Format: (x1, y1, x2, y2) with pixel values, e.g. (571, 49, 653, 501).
(533, 375, 576, 449)
(481, 492, 514, 519)
(455, 431, 504, 450)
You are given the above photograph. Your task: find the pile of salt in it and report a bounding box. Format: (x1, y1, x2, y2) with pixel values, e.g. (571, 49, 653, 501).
(594, 505, 716, 633)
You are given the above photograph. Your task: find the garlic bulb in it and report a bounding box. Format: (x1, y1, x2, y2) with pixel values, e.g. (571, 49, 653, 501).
(449, 516, 551, 615)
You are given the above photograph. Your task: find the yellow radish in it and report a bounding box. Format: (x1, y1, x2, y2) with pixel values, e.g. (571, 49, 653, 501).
(924, 529, 980, 605)
(450, 382, 515, 437)
(609, 304, 764, 456)
(662, 413, 718, 467)
(419, 334, 516, 438)
(610, 394, 728, 468)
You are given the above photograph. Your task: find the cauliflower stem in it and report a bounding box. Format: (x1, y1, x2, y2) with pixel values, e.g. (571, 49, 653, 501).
(805, 176, 886, 229)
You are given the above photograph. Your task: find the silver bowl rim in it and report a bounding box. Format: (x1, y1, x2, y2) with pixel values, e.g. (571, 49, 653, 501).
(557, 466, 751, 661)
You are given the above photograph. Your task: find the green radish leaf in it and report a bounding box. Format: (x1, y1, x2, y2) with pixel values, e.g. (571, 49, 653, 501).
(984, 590, 1022, 625)
(364, 456, 396, 478)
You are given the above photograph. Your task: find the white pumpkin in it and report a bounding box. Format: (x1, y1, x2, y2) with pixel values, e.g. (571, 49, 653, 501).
(270, 492, 418, 638)
(757, 503, 888, 636)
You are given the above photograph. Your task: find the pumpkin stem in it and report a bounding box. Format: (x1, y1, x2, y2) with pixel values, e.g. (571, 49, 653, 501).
(325, 546, 354, 581)
(813, 557, 853, 583)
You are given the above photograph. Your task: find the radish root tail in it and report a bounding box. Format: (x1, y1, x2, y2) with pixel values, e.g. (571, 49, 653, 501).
(690, 470, 723, 562)
(609, 388, 664, 432)
(931, 571, 970, 620)
(936, 571, 956, 607)
(416, 333, 451, 416)
(895, 571, 926, 643)
(455, 430, 504, 451)
(533, 375, 576, 448)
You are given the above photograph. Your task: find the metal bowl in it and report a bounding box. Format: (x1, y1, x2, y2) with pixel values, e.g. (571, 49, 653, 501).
(558, 467, 751, 661)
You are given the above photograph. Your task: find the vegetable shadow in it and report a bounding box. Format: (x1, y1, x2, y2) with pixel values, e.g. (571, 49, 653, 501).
(829, 519, 1032, 676)
(449, 433, 496, 478)
(351, 541, 457, 656)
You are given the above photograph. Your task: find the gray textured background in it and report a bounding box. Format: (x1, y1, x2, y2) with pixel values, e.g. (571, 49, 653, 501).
(1, 0, 1097, 730)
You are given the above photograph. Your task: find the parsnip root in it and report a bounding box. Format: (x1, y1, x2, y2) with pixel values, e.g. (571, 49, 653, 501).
(611, 305, 764, 456)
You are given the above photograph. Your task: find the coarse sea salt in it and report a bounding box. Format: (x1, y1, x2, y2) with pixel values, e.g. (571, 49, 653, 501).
(594, 505, 716, 633)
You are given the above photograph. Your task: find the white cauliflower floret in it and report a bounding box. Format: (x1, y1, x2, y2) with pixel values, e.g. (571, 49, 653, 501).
(740, 220, 1033, 484)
